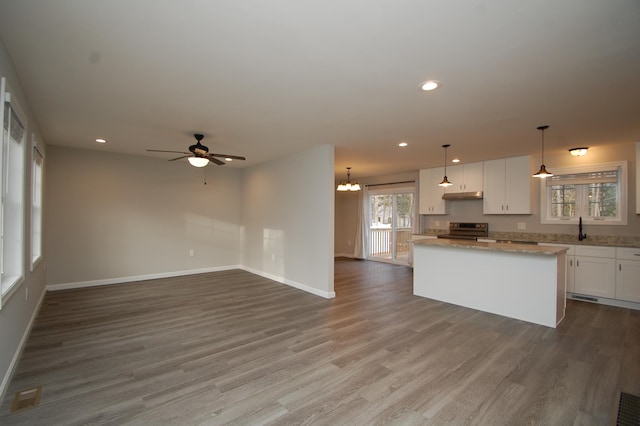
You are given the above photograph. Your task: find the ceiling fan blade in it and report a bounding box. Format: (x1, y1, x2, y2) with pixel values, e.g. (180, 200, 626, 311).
(210, 153, 246, 161)
(206, 155, 226, 166)
(169, 155, 191, 161)
(147, 149, 191, 154)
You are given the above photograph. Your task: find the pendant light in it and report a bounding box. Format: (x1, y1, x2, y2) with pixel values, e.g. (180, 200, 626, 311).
(336, 167, 361, 191)
(533, 125, 553, 178)
(438, 144, 453, 187)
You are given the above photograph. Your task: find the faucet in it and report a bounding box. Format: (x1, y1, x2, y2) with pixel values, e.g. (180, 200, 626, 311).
(578, 216, 587, 241)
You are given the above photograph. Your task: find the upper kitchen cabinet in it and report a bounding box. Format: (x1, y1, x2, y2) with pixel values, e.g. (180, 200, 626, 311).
(444, 162, 483, 194)
(483, 155, 532, 214)
(419, 167, 448, 215)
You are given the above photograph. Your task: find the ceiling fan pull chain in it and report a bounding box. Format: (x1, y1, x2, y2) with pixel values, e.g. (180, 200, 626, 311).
(204, 167, 207, 185)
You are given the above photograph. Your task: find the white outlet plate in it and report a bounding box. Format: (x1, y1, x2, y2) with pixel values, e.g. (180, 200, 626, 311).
(517, 222, 526, 230)
(189, 249, 195, 257)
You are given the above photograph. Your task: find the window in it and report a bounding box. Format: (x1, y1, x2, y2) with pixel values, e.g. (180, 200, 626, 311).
(31, 136, 44, 270)
(0, 78, 27, 307)
(541, 162, 627, 225)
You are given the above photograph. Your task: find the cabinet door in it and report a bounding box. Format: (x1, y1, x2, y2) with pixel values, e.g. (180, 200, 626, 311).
(444, 165, 464, 192)
(462, 162, 484, 193)
(504, 156, 532, 214)
(419, 168, 447, 215)
(483, 159, 507, 214)
(443, 162, 483, 193)
(616, 260, 640, 302)
(574, 256, 616, 298)
(566, 256, 575, 293)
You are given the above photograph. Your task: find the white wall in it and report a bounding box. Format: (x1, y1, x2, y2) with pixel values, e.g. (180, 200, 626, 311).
(45, 146, 243, 286)
(242, 144, 335, 298)
(0, 40, 48, 398)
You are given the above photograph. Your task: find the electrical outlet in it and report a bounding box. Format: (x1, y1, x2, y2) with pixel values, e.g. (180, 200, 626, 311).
(348, 240, 352, 246)
(435, 220, 440, 227)
(517, 222, 526, 230)
(189, 249, 195, 257)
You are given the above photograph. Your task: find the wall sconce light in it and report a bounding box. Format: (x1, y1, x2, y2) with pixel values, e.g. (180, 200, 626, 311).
(569, 147, 588, 156)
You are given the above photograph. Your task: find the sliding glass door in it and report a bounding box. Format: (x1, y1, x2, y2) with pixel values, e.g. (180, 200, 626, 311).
(367, 186, 415, 265)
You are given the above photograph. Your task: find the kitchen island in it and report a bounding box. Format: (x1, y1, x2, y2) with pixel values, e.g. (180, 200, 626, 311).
(413, 239, 568, 328)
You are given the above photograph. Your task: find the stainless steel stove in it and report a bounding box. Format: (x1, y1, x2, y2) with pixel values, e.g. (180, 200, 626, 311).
(437, 222, 488, 241)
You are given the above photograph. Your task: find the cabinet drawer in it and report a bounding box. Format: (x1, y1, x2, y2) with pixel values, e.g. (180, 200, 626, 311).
(616, 247, 640, 261)
(575, 245, 615, 258)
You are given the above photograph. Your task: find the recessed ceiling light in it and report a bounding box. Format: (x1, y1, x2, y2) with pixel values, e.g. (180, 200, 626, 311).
(398, 142, 408, 147)
(96, 138, 106, 143)
(420, 80, 440, 91)
(452, 158, 460, 163)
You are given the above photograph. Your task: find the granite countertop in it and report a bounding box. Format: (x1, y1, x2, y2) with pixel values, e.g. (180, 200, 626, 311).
(413, 238, 568, 255)
(413, 231, 640, 248)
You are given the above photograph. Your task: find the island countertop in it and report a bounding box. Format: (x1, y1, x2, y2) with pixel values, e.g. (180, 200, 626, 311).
(413, 238, 568, 256)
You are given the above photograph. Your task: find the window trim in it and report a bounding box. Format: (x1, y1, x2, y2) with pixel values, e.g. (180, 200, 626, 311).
(0, 78, 28, 308)
(540, 161, 627, 225)
(31, 134, 44, 271)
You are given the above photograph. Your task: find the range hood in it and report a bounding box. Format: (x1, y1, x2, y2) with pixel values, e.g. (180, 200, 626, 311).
(442, 191, 483, 200)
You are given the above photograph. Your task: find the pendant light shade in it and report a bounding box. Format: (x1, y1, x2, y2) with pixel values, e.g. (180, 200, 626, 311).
(337, 167, 361, 191)
(532, 125, 553, 178)
(438, 144, 453, 187)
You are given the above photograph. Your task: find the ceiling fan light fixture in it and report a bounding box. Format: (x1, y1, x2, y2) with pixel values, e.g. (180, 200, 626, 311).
(188, 156, 209, 167)
(533, 125, 553, 178)
(337, 167, 361, 192)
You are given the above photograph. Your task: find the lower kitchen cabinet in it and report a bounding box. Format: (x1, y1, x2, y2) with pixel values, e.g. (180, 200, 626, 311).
(574, 246, 616, 299)
(539, 243, 575, 293)
(616, 247, 640, 303)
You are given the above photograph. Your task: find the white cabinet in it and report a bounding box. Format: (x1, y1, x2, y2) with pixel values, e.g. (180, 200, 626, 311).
(616, 247, 640, 302)
(540, 243, 575, 293)
(483, 155, 532, 214)
(444, 162, 483, 193)
(419, 168, 448, 215)
(574, 246, 616, 298)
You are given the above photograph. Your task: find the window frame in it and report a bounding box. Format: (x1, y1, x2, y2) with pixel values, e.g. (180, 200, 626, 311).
(540, 161, 627, 225)
(31, 134, 44, 271)
(0, 77, 28, 308)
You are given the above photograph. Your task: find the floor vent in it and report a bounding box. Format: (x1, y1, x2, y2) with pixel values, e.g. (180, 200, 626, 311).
(614, 390, 640, 426)
(10, 386, 41, 414)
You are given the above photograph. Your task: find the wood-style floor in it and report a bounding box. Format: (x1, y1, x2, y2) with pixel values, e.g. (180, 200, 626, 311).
(1, 258, 639, 425)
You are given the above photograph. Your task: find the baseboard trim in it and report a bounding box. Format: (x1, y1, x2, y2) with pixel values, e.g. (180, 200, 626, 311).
(46, 266, 242, 291)
(239, 266, 336, 299)
(47, 265, 336, 299)
(0, 286, 47, 402)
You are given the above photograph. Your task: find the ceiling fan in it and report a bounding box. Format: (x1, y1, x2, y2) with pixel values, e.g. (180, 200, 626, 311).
(147, 133, 246, 167)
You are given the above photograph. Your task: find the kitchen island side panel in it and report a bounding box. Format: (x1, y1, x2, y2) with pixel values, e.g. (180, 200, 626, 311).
(413, 244, 565, 327)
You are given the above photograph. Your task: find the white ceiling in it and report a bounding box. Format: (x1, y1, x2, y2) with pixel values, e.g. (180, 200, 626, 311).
(1, 0, 639, 179)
